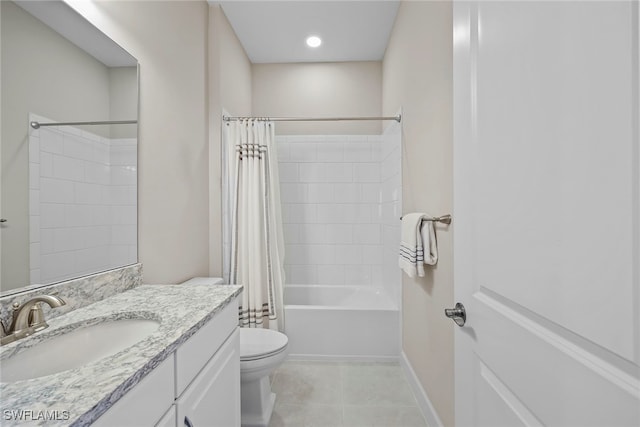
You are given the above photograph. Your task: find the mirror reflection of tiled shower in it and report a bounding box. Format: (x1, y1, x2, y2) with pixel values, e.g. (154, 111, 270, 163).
(28, 115, 137, 285)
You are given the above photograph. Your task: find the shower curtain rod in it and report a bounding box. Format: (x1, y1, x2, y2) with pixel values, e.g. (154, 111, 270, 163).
(30, 120, 137, 129)
(223, 115, 402, 123)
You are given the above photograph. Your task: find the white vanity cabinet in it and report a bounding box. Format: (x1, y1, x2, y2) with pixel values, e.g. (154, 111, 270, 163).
(93, 299, 240, 427)
(175, 329, 240, 427)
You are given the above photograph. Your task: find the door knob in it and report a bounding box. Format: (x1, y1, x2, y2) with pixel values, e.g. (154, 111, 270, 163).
(444, 303, 466, 326)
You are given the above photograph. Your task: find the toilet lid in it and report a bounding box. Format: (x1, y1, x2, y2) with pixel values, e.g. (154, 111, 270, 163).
(240, 328, 288, 361)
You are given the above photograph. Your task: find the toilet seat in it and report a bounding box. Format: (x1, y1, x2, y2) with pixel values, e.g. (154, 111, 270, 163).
(240, 328, 288, 362)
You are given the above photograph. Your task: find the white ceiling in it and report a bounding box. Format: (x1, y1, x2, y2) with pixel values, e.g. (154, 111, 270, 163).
(216, 1, 400, 64)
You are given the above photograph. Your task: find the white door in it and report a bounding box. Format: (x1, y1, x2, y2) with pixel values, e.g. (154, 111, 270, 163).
(453, 1, 640, 426)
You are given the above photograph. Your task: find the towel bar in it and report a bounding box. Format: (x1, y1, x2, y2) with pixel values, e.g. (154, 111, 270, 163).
(400, 214, 452, 225)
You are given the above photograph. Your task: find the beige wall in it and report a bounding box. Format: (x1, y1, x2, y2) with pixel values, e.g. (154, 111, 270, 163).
(109, 67, 138, 139)
(252, 62, 382, 135)
(68, 0, 210, 284)
(382, 1, 454, 426)
(208, 5, 252, 277)
(1, 1, 111, 291)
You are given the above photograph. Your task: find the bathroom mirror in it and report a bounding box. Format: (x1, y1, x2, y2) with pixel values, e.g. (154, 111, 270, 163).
(0, 0, 138, 295)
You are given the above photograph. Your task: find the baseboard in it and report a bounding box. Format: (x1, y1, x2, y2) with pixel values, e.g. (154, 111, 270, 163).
(286, 354, 399, 363)
(400, 351, 444, 427)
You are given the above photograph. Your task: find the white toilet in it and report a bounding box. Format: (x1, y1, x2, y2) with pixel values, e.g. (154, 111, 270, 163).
(180, 277, 288, 427)
(239, 328, 288, 427)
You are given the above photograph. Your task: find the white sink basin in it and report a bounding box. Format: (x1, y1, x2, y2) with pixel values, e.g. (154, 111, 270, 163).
(0, 318, 160, 383)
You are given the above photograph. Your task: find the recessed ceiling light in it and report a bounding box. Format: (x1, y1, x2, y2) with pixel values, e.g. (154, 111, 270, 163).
(306, 36, 322, 48)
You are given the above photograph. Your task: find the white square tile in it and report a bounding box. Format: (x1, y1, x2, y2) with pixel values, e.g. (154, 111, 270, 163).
(362, 245, 383, 265)
(41, 252, 74, 282)
(64, 204, 94, 227)
(108, 186, 136, 206)
(41, 178, 74, 203)
(284, 223, 300, 244)
(283, 203, 317, 223)
(53, 155, 85, 182)
(380, 202, 394, 224)
(307, 183, 334, 203)
(112, 224, 137, 245)
(289, 265, 318, 284)
(64, 133, 95, 161)
(279, 163, 299, 183)
(355, 204, 377, 222)
(85, 162, 110, 185)
(317, 265, 345, 285)
(40, 229, 55, 254)
(285, 244, 309, 264)
(280, 183, 307, 203)
(316, 204, 345, 224)
(334, 245, 362, 265)
(354, 224, 381, 245)
(371, 265, 383, 286)
(40, 152, 54, 177)
(110, 145, 137, 166)
(299, 224, 327, 244)
(344, 143, 373, 162)
(111, 165, 137, 185)
(95, 142, 110, 165)
(40, 203, 65, 228)
(360, 183, 381, 203)
(333, 184, 359, 203)
(316, 143, 344, 162)
(93, 205, 112, 225)
(110, 245, 135, 267)
(345, 265, 372, 285)
(277, 141, 291, 162)
(324, 163, 353, 183)
(111, 205, 137, 225)
(325, 224, 353, 244)
(75, 182, 103, 205)
(53, 228, 83, 252)
(299, 164, 323, 183)
(308, 245, 336, 265)
(289, 142, 317, 162)
(83, 225, 110, 247)
(76, 246, 110, 273)
(40, 129, 64, 154)
(354, 163, 380, 183)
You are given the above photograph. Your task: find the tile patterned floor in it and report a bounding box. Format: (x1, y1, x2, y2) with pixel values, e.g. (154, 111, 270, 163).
(268, 361, 428, 427)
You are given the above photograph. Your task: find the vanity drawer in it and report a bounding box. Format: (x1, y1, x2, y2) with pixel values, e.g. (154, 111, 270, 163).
(93, 355, 174, 427)
(174, 300, 237, 397)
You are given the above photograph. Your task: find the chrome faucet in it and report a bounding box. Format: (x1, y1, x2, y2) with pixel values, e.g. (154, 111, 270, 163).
(0, 295, 66, 346)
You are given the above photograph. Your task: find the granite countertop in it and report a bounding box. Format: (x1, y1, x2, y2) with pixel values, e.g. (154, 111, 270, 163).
(0, 284, 242, 426)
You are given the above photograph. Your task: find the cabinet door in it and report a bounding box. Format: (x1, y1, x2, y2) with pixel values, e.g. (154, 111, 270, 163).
(176, 329, 240, 427)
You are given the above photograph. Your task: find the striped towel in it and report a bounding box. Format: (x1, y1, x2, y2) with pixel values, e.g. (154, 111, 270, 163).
(399, 213, 438, 278)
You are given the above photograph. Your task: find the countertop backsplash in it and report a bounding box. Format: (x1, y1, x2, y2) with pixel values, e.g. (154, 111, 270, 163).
(0, 264, 142, 329)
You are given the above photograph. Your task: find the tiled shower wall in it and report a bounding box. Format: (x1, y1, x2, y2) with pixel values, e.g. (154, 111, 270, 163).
(29, 115, 137, 285)
(277, 125, 401, 303)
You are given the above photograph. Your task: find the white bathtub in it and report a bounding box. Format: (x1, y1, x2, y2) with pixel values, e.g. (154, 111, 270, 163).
(283, 285, 400, 361)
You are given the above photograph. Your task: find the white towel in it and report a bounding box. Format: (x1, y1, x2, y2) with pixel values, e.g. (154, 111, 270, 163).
(399, 213, 439, 278)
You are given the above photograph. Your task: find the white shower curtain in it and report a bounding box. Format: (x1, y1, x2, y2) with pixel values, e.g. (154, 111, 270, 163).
(224, 119, 285, 331)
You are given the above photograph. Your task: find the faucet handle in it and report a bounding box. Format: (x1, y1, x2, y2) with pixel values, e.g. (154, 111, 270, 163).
(28, 303, 48, 332)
